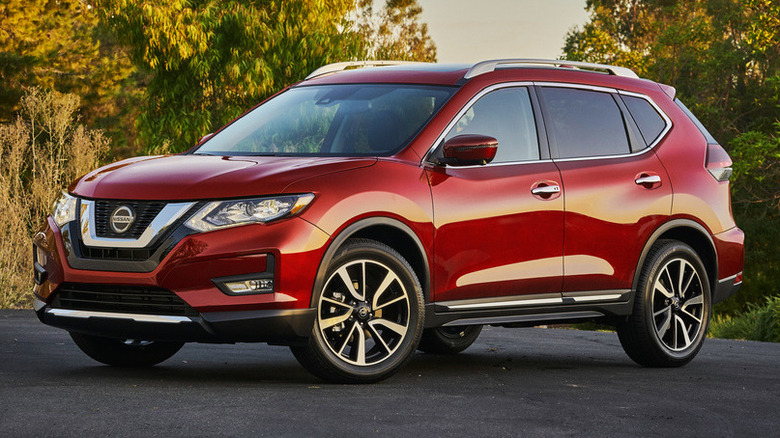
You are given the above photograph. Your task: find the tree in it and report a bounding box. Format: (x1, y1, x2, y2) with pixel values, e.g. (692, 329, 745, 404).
(357, 0, 437, 62)
(563, 0, 780, 143)
(95, 0, 372, 152)
(0, 0, 139, 153)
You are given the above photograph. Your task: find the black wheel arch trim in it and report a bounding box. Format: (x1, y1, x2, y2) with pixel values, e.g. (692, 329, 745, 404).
(309, 216, 431, 307)
(632, 219, 718, 303)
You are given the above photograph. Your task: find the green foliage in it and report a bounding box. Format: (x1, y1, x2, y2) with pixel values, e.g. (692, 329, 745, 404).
(564, 0, 780, 143)
(710, 296, 780, 342)
(95, 0, 365, 152)
(0, 0, 141, 155)
(730, 123, 780, 211)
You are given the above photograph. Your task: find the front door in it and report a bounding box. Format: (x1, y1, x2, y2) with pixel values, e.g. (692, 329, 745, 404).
(427, 85, 564, 304)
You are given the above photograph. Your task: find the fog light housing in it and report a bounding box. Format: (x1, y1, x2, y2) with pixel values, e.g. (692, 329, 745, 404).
(224, 279, 274, 294)
(213, 274, 275, 296)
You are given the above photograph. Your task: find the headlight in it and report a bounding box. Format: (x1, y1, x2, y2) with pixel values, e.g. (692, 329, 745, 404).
(185, 194, 315, 232)
(52, 192, 77, 227)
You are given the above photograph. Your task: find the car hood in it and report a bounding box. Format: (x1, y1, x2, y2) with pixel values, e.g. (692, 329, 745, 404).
(70, 154, 377, 200)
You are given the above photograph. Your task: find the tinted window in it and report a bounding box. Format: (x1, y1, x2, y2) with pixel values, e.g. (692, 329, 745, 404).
(541, 87, 630, 158)
(194, 84, 454, 156)
(621, 95, 666, 145)
(444, 87, 539, 163)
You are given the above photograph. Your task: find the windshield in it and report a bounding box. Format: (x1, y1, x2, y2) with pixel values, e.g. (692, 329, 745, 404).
(193, 84, 455, 156)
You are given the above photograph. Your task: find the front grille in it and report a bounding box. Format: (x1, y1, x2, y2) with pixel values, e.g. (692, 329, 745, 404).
(95, 200, 165, 238)
(80, 246, 153, 261)
(51, 283, 198, 317)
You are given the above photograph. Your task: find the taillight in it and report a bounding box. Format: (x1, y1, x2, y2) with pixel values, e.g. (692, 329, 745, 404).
(705, 143, 733, 182)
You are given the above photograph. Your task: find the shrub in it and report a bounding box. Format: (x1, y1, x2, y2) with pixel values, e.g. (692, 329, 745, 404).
(0, 88, 108, 308)
(710, 296, 780, 343)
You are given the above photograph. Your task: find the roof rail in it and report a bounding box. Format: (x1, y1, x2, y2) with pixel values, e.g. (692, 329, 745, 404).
(305, 61, 430, 80)
(463, 59, 639, 80)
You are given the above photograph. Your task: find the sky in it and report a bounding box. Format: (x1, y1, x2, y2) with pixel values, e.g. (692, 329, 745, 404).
(416, 0, 590, 63)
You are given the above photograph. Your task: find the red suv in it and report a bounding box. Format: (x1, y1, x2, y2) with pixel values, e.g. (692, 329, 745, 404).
(33, 59, 744, 382)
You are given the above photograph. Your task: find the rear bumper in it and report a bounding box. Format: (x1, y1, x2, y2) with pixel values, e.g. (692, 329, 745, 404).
(35, 298, 315, 345)
(712, 273, 742, 304)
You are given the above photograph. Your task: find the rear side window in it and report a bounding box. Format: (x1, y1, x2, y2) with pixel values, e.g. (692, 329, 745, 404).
(444, 87, 539, 163)
(674, 98, 719, 144)
(540, 87, 630, 158)
(621, 95, 667, 145)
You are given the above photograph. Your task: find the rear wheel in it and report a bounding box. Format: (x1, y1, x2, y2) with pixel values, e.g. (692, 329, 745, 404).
(70, 332, 184, 367)
(418, 325, 482, 354)
(291, 239, 424, 383)
(617, 240, 711, 367)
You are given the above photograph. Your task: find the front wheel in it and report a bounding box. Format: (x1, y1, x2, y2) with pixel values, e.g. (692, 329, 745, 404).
(617, 239, 711, 367)
(291, 239, 424, 383)
(70, 332, 184, 367)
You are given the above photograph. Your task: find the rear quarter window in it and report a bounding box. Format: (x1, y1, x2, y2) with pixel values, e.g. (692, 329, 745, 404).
(621, 95, 667, 145)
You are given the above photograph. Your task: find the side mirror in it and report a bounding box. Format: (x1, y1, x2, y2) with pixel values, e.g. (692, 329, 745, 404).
(197, 132, 215, 145)
(441, 134, 498, 166)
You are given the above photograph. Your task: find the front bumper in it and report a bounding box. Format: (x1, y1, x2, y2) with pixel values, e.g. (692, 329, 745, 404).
(33, 214, 330, 342)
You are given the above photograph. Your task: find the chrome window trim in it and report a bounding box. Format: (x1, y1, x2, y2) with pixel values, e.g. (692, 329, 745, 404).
(421, 81, 538, 167)
(80, 200, 196, 249)
(46, 308, 192, 324)
(535, 82, 673, 163)
(421, 81, 673, 168)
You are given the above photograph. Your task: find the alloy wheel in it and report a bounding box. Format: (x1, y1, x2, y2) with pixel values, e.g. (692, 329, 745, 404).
(651, 258, 705, 351)
(317, 259, 411, 366)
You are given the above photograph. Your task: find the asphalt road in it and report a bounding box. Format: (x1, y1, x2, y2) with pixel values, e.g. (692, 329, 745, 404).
(1, 310, 777, 437)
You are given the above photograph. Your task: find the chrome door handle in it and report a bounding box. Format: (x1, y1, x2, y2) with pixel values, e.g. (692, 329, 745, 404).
(635, 175, 661, 185)
(531, 185, 561, 195)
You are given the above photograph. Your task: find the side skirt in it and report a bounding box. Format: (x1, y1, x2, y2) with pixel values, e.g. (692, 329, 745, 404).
(425, 290, 632, 328)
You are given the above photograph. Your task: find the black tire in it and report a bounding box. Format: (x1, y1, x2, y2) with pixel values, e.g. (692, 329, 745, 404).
(617, 239, 711, 367)
(291, 238, 425, 383)
(70, 332, 184, 367)
(418, 325, 483, 354)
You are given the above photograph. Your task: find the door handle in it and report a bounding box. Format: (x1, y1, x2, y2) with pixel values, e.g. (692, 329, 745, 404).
(635, 175, 661, 185)
(531, 185, 561, 195)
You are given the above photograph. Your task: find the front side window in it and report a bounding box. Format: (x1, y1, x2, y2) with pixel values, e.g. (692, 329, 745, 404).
(541, 87, 630, 158)
(194, 84, 455, 156)
(443, 87, 540, 163)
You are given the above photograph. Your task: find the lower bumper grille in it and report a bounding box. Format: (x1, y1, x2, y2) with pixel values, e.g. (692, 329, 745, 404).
(51, 283, 198, 317)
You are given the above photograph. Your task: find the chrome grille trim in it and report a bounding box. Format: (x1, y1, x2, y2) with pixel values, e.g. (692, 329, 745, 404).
(80, 200, 195, 248)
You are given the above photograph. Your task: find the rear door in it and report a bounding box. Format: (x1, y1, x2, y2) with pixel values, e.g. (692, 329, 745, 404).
(426, 84, 564, 305)
(537, 85, 673, 300)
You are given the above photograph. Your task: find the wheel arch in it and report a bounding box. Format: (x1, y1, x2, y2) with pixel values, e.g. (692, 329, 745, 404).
(632, 219, 718, 297)
(310, 217, 431, 307)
